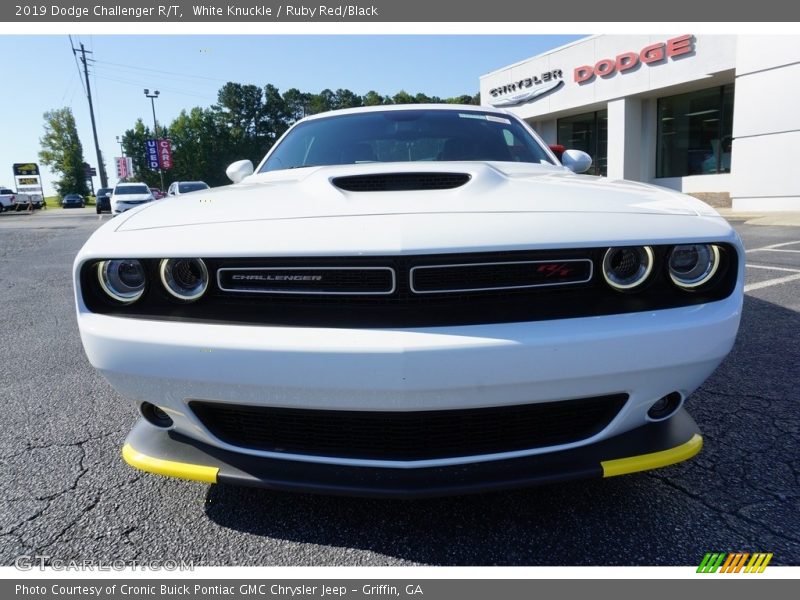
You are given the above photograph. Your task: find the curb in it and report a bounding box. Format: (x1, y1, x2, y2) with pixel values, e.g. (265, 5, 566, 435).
(715, 210, 800, 227)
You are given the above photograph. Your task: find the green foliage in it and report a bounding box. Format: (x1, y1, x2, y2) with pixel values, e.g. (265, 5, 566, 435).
(38, 107, 90, 197)
(121, 119, 160, 188)
(120, 84, 479, 186)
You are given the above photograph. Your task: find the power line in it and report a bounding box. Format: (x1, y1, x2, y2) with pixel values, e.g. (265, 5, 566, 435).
(91, 73, 217, 102)
(59, 76, 77, 105)
(91, 58, 228, 83)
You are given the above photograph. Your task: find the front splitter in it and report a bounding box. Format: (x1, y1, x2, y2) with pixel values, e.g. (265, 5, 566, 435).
(122, 409, 701, 498)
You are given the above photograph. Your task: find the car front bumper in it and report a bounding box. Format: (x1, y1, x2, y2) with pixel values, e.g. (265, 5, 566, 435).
(78, 288, 740, 473)
(123, 408, 702, 497)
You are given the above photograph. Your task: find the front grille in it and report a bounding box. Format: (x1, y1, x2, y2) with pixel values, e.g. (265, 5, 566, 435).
(332, 172, 471, 192)
(411, 259, 593, 293)
(189, 394, 628, 461)
(81, 245, 739, 327)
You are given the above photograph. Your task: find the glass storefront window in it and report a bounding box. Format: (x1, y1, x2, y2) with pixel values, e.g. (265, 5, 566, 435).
(657, 84, 734, 178)
(557, 110, 607, 176)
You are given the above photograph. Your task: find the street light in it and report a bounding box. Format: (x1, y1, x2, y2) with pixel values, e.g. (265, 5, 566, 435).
(143, 88, 164, 191)
(115, 135, 124, 156)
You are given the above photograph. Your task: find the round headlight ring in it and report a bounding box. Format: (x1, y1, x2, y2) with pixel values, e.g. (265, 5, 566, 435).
(159, 258, 209, 301)
(668, 244, 720, 289)
(602, 246, 654, 291)
(97, 259, 146, 304)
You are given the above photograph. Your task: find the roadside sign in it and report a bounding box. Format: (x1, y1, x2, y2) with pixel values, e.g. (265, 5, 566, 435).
(12, 162, 44, 202)
(158, 138, 173, 169)
(13, 163, 39, 176)
(145, 140, 159, 169)
(115, 156, 133, 179)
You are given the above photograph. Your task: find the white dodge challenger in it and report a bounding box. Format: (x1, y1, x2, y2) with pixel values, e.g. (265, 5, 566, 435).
(74, 105, 744, 497)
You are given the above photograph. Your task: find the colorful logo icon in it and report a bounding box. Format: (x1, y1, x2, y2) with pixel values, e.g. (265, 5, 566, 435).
(697, 552, 773, 573)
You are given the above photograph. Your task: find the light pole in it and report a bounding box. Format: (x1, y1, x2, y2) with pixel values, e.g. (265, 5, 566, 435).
(143, 88, 165, 191)
(115, 135, 124, 156)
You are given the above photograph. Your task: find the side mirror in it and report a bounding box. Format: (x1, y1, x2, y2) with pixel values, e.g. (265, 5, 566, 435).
(226, 159, 254, 183)
(561, 149, 593, 174)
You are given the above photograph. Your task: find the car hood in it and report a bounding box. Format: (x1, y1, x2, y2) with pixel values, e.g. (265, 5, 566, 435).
(79, 162, 736, 259)
(115, 162, 717, 234)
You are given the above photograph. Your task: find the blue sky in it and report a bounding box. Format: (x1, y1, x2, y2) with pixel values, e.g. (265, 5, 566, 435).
(0, 35, 582, 195)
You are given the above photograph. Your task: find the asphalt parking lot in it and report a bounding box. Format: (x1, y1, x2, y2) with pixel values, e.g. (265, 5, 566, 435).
(0, 207, 798, 566)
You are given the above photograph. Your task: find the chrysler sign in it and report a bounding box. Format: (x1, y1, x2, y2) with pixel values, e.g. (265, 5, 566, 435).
(489, 69, 564, 107)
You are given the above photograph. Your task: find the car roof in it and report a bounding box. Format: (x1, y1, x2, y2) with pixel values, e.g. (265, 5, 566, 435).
(116, 182, 148, 187)
(299, 103, 510, 124)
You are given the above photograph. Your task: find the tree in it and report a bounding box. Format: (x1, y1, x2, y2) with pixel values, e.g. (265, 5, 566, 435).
(362, 90, 384, 106)
(262, 84, 291, 146)
(121, 119, 161, 188)
(215, 82, 265, 163)
(446, 94, 480, 105)
(38, 107, 90, 196)
(392, 90, 415, 105)
(308, 89, 336, 115)
(283, 88, 311, 122)
(333, 88, 362, 110)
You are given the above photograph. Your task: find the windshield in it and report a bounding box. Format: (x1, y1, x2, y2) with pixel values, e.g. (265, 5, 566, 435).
(178, 182, 209, 193)
(115, 185, 150, 195)
(260, 109, 554, 173)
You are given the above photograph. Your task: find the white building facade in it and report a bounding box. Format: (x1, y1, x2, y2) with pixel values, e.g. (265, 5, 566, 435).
(480, 35, 800, 211)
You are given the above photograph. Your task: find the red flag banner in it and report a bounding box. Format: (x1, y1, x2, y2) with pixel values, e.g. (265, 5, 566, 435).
(158, 139, 173, 170)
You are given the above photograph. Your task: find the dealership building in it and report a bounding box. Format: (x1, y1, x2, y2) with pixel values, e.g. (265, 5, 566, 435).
(480, 35, 800, 211)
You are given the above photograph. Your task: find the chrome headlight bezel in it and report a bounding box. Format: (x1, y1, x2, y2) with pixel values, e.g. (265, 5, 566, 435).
(159, 258, 209, 302)
(668, 244, 721, 289)
(602, 246, 655, 292)
(96, 259, 147, 304)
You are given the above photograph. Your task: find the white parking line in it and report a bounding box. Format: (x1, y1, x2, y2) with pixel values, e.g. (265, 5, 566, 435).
(756, 248, 800, 254)
(746, 240, 800, 253)
(746, 263, 800, 273)
(745, 273, 800, 293)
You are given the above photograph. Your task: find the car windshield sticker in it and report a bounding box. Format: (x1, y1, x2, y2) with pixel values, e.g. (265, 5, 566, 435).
(486, 115, 512, 124)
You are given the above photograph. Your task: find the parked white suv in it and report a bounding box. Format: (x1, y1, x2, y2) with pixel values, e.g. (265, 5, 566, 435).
(111, 183, 154, 215)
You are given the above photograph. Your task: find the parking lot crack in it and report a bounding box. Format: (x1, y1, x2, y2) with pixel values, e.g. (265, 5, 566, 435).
(701, 389, 786, 403)
(648, 473, 800, 544)
(0, 429, 124, 462)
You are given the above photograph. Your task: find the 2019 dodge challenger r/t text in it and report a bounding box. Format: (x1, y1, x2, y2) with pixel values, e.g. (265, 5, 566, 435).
(74, 105, 744, 497)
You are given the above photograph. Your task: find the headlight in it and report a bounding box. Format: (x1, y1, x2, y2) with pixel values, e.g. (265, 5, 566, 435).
(97, 259, 146, 303)
(668, 244, 720, 289)
(159, 258, 209, 301)
(602, 246, 654, 291)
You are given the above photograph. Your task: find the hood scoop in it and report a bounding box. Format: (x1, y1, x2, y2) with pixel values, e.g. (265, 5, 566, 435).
(331, 172, 471, 192)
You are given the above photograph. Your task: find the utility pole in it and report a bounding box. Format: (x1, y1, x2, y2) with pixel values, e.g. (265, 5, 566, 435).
(75, 42, 108, 189)
(144, 89, 165, 192)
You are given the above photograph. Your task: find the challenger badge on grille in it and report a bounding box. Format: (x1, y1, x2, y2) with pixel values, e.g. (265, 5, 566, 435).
(217, 267, 396, 295)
